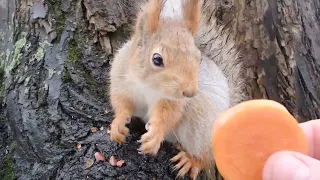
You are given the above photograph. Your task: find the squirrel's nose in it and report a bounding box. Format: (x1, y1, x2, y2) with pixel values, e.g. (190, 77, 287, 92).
(183, 91, 197, 98)
(182, 84, 198, 98)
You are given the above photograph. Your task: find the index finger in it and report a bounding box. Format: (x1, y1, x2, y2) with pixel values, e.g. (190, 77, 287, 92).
(299, 119, 320, 159)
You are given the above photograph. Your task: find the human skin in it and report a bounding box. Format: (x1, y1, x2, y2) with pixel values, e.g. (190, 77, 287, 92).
(263, 119, 320, 180)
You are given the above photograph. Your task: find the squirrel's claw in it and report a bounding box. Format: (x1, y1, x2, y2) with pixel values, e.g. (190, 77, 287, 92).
(176, 161, 192, 177)
(190, 167, 200, 180)
(171, 151, 202, 180)
(109, 117, 129, 144)
(138, 127, 164, 155)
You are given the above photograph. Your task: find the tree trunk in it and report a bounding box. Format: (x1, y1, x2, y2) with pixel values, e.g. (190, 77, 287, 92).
(230, 0, 320, 122)
(0, 0, 319, 180)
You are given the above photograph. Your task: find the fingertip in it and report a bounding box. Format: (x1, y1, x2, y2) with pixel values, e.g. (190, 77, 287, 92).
(262, 151, 287, 180)
(299, 119, 320, 159)
(263, 151, 310, 180)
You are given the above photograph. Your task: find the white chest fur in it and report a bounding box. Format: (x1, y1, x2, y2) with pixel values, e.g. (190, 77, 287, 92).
(129, 81, 162, 123)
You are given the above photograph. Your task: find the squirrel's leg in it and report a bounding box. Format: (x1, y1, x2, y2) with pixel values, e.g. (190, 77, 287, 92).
(138, 100, 184, 155)
(109, 93, 136, 144)
(170, 151, 204, 180)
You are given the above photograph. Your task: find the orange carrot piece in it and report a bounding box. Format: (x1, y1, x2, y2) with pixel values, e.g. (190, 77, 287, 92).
(212, 99, 308, 180)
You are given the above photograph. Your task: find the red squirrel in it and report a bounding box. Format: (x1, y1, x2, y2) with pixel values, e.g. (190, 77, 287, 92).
(107, 0, 246, 179)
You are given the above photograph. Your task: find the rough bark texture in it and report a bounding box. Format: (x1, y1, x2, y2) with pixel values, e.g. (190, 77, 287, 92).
(229, 0, 320, 122)
(0, 0, 319, 180)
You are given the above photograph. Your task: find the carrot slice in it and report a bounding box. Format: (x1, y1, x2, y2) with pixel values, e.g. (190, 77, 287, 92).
(212, 99, 308, 180)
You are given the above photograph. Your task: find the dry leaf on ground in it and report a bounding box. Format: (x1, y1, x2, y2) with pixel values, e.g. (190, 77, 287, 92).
(85, 159, 94, 169)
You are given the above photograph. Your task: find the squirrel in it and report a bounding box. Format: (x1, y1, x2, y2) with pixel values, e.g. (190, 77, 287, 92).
(107, 0, 246, 179)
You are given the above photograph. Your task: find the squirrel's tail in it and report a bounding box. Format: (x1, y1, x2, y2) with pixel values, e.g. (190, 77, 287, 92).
(196, 1, 248, 107)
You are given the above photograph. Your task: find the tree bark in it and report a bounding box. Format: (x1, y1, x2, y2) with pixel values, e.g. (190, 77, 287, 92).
(0, 0, 319, 180)
(228, 0, 320, 122)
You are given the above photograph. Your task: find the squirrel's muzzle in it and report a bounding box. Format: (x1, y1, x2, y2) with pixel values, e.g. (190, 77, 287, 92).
(182, 83, 198, 98)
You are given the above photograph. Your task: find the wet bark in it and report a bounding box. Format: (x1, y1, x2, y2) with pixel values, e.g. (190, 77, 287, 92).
(0, 0, 319, 180)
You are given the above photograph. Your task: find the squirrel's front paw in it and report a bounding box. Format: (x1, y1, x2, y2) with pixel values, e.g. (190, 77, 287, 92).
(170, 151, 203, 180)
(138, 123, 164, 155)
(109, 117, 130, 144)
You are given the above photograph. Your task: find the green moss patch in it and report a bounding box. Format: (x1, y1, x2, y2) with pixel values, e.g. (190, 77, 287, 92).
(56, 13, 67, 39)
(61, 65, 72, 83)
(47, 0, 67, 40)
(68, 38, 81, 63)
(6, 35, 27, 76)
(0, 143, 17, 180)
(82, 71, 94, 86)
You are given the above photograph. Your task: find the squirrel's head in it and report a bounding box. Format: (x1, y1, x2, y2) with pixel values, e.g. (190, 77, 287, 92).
(132, 0, 201, 99)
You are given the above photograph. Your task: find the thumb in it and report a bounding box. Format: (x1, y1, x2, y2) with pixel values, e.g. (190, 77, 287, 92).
(263, 151, 320, 180)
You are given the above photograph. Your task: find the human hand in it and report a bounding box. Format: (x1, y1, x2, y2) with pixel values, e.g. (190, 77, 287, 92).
(263, 119, 320, 180)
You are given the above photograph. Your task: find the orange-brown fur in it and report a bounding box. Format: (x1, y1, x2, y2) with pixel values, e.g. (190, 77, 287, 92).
(139, 100, 184, 155)
(109, 93, 136, 143)
(182, 0, 201, 36)
(145, 0, 165, 35)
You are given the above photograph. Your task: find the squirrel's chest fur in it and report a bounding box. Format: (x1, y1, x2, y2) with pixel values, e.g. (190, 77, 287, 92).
(129, 81, 162, 122)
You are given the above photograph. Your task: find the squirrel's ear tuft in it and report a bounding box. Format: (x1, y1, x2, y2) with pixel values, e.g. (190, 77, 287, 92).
(182, 0, 201, 36)
(145, 0, 165, 35)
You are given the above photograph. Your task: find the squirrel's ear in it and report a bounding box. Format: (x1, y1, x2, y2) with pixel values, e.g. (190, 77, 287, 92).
(145, 0, 165, 35)
(182, 0, 201, 36)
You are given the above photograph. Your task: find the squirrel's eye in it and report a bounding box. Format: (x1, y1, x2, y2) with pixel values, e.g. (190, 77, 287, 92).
(152, 53, 164, 67)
